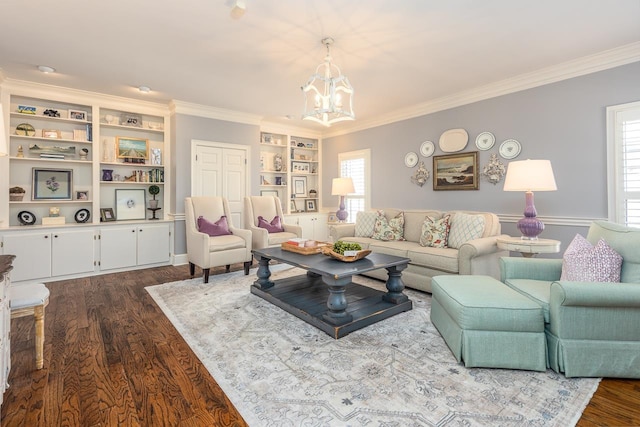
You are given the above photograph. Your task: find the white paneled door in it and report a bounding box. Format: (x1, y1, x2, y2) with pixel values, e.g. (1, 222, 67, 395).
(192, 140, 249, 228)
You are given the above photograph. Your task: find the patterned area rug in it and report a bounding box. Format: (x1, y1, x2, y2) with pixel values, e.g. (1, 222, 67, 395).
(146, 266, 600, 426)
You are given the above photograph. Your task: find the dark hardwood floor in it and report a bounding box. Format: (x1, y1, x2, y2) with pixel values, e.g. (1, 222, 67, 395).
(1, 264, 638, 426)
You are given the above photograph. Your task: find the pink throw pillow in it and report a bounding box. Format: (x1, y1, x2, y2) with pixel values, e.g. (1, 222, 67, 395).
(560, 234, 623, 282)
(197, 215, 232, 236)
(257, 215, 284, 233)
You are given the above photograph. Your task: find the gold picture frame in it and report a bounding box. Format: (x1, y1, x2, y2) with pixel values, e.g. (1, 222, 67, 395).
(116, 136, 149, 160)
(433, 151, 479, 191)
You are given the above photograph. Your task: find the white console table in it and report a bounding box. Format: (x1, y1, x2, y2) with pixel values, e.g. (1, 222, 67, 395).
(497, 236, 561, 258)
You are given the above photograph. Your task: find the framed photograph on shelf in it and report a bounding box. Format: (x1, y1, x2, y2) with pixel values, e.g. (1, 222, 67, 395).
(290, 200, 296, 212)
(260, 190, 279, 197)
(100, 208, 116, 222)
(305, 199, 317, 212)
(115, 189, 146, 220)
(433, 151, 479, 191)
(120, 113, 143, 127)
(294, 199, 306, 212)
(292, 176, 307, 197)
(68, 109, 87, 120)
(32, 168, 73, 200)
(42, 129, 61, 139)
(76, 190, 89, 200)
(291, 161, 310, 173)
(116, 137, 149, 161)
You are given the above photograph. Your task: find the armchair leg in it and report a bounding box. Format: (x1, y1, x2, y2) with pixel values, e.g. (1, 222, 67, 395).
(225, 265, 231, 273)
(203, 268, 210, 283)
(243, 261, 251, 275)
(189, 262, 195, 277)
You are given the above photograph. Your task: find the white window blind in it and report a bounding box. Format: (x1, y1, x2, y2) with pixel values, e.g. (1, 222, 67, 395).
(338, 149, 370, 221)
(608, 101, 640, 227)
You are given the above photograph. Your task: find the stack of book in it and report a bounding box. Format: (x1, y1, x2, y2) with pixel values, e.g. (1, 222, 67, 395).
(40, 153, 64, 159)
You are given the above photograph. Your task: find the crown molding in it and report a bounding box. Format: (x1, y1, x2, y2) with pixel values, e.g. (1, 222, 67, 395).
(324, 42, 640, 138)
(260, 121, 323, 139)
(1, 78, 169, 115)
(170, 100, 262, 126)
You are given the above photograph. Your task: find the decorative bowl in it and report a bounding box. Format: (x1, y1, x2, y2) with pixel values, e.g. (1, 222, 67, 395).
(322, 247, 371, 262)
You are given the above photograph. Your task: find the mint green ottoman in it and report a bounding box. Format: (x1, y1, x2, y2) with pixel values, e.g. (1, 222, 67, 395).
(431, 275, 547, 371)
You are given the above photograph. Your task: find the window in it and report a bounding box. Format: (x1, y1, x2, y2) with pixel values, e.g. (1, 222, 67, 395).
(338, 149, 371, 221)
(607, 101, 640, 227)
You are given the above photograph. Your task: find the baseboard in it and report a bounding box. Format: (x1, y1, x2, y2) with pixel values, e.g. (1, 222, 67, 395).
(173, 253, 188, 265)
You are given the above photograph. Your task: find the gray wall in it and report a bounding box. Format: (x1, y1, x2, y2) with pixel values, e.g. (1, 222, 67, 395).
(171, 114, 260, 254)
(321, 62, 640, 256)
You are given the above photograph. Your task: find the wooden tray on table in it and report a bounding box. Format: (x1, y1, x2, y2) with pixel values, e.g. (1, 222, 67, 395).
(281, 241, 329, 255)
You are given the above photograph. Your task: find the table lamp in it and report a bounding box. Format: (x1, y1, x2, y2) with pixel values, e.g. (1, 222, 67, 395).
(503, 159, 557, 239)
(332, 177, 355, 222)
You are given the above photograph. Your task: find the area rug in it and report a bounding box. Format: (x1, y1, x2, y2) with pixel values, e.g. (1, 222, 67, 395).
(146, 266, 600, 426)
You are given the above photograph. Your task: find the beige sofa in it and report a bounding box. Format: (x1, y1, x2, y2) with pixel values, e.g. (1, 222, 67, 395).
(329, 209, 508, 293)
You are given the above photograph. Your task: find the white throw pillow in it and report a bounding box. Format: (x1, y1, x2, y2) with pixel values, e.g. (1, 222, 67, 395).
(355, 211, 378, 237)
(560, 234, 623, 282)
(447, 213, 485, 249)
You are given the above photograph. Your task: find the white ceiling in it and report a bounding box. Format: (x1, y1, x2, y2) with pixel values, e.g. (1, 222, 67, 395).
(1, 0, 639, 133)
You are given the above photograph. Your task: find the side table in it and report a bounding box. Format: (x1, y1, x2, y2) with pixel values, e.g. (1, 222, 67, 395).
(497, 236, 561, 258)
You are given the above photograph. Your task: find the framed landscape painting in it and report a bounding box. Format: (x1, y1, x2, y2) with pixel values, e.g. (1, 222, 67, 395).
(433, 152, 479, 191)
(116, 137, 149, 160)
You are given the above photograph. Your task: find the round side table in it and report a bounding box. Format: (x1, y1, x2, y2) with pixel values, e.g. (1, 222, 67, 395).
(497, 236, 561, 258)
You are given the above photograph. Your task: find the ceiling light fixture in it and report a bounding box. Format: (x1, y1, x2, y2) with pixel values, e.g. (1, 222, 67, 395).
(37, 65, 55, 74)
(138, 86, 151, 93)
(301, 37, 354, 127)
(230, 0, 246, 19)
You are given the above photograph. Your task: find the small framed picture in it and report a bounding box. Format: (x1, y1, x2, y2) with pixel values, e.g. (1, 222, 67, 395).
(260, 190, 279, 197)
(121, 113, 143, 127)
(150, 148, 162, 165)
(292, 161, 310, 173)
(292, 176, 307, 197)
(115, 189, 146, 220)
(42, 129, 61, 139)
(328, 213, 337, 222)
(116, 136, 149, 160)
(294, 199, 306, 212)
(290, 200, 296, 212)
(100, 208, 116, 222)
(305, 199, 317, 212)
(76, 190, 89, 200)
(68, 109, 87, 121)
(32, 168, 73, 200)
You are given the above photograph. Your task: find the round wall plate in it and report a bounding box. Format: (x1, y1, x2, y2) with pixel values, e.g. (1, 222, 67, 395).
(15, 123, 36, 137)
(420, 141, 435, 157)
(499, 139, 522, 159)
(74, 208, 91, 223)
(17, 210, 36, 226)
(405, 151, 418, 167)
(475, 132, 495, 150)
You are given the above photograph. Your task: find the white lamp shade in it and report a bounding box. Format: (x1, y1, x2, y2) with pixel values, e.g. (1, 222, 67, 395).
(331, 177, 355, 195)
(0, 104, 7, 156)
(503, 159, 557, 192)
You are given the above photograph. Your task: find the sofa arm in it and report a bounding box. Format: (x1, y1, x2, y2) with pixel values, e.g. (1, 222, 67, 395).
(229, 226, 252, 248)
(458, 236, 505, 275)
(549, 281, 640, 341)
(186, 229, 212, 268)
(330, 224, 356, 241)
(500, 257, 562, 282)
(283, 223, 302, 237)
(249, 225, 269, 250)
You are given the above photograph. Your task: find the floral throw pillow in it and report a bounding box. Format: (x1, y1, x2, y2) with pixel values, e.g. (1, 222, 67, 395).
(419, 215, 451, 248)
(197, 215, 232, 236)
(372, 210, 405, 241)
(560, 234, 623, 282)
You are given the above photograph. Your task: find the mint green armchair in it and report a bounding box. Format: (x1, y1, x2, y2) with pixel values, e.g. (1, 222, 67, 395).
(500, 221, 640, 378)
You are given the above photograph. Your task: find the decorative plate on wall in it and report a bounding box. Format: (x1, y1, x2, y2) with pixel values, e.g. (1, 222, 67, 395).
(420, 141, 435, 157)
(404, 151, 418, 167)
(475, 132, 495, 150)
(499, 139, 522, 159)
(438, 129, 468, 152)
(17, 210, 36, 226)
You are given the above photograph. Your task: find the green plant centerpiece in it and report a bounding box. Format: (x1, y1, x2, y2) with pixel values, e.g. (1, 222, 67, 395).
(332, 240, 362, 255)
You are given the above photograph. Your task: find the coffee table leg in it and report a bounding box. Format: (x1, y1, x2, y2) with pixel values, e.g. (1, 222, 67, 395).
(321, 276, 353, 325)
(382, 265, 409, 304)
(254, 255, 274, 290)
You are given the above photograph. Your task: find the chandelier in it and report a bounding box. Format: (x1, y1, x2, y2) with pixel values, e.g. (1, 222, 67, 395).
(301, 37, 355, 127)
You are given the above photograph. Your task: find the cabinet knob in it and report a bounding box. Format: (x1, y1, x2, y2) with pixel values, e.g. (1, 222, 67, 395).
(44, 235, 49, 239)
(139, 229, 143, 232)
(132, 229, 136, 233)
(54, 235, 58, 238)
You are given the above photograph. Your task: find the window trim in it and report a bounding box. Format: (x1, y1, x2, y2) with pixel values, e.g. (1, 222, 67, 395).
(338, 148, 371, 217)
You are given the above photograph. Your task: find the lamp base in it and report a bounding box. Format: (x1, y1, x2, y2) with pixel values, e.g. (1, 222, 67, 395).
(336, 195, 348, 222)
(517, 191, 544, 239)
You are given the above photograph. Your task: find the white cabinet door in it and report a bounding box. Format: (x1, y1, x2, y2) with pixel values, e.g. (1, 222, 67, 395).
(137, 223, 170, 266)
(2, 232, 51, 282)
(290, 214, 329, 241)
(51, 229, 96, 277)
(100, 226, 137, 270)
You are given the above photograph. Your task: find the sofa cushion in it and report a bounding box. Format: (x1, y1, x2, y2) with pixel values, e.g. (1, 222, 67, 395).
(503, 278, 552, 323)
(448, 212, 485, 249)
(407, 246, 459, 273)
(420, 215, 451, 248)
(197, 215, 232, 236)
(587, 221, 640, 283)
(355, 211, 378, 237)
(402, 210, 443, 242)
(257, 215, 284, 233)
(372, 210, 405, 241)
(561, 234, 623, 282)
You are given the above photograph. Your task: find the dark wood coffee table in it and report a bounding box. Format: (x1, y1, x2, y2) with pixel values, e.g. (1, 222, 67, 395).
(251, 247, 412, 339)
